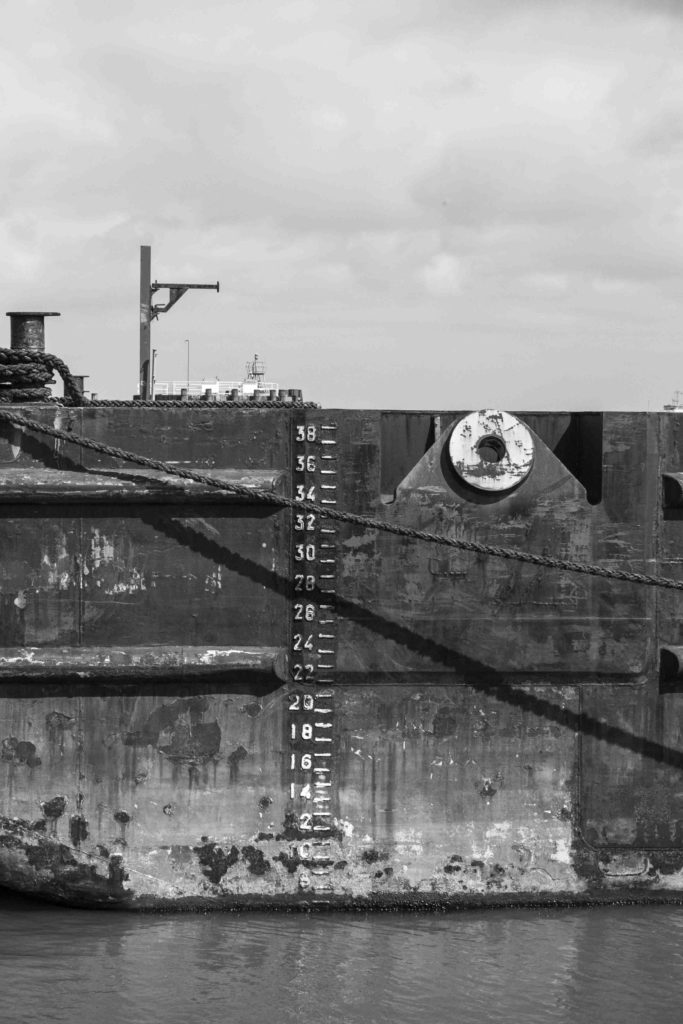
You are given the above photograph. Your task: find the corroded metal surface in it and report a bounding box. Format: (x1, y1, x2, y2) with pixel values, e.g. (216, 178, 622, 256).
(6, 312, 60, 354)
(0, 405, 681, 908)
(0, 645, 286, 678)
(0, 467, 285, 503)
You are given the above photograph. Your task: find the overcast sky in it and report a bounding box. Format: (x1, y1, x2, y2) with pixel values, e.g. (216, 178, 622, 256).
(2, 0, 683, 409)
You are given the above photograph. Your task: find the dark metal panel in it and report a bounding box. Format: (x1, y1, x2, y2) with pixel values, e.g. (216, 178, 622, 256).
(0, 516, 82, 647)
(79, 510, 289, 649)
(332, 411, 653, 678)
(0, 406, 294, 662)
(578, 682, 683, 860)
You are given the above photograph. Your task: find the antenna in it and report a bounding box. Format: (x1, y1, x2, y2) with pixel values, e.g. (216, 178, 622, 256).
(139, 245, 219, 400)
(245, 353, 265, 383)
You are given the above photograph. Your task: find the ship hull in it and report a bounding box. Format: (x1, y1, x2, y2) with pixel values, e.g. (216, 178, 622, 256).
(2, 680, 683, 909)
(0, 404, 682, 908)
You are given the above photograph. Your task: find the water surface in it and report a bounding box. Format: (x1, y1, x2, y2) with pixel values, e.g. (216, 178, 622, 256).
(1, 898, 681, 1024)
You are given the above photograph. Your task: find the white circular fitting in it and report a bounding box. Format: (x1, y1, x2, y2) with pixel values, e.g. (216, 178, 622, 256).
(448, 410, 534, 492)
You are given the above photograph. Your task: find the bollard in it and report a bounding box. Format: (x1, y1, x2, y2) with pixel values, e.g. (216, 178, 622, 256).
(6, 311, 60, 354)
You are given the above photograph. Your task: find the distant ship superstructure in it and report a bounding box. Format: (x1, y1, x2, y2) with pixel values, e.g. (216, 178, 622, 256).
(664, 392, 683, 411)
(154, 353, 283, 401)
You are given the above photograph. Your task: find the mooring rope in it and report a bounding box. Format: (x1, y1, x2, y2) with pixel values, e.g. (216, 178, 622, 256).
(0, 405, 680, 593)
(81, 398, 318, 408)
(0, 349, 85, 404)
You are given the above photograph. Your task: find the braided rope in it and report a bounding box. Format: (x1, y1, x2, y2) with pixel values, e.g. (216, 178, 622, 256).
(0, 406, 681, 592)
(0, 349, 86, 405)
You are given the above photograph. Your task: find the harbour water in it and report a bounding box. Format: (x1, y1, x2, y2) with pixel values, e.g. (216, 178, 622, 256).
(0, 898, 682, 1024)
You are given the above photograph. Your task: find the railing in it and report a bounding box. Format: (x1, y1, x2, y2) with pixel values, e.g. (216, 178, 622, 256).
(154, 380, 279, 397)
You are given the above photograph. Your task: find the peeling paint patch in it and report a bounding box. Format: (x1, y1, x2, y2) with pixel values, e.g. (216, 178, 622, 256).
(45, 713, 75, 740)
(241, 702, 262, 718)
(228, 745, 248, 781)
(89, 529, 115, 570)
(103, 568, 147, 596)
(552, 838, 572, 865)
(480, 778, 498, 800)
(69, 815, 89, 847)
(204, 568, 222, 593)
(125, 697, 221, 768)
(41, 796, 66, 820)
(242, 846, 271, 876)
(1, 737, 41, 768)
(159, 722, 221, 766)
(599, 852, 649, 877)
(361, 849, 387, 865)
(108, 853, 129, 890)
(194, 840, 239, 884)
(432, 705, 457, 737)
(274, 849, 304, 874)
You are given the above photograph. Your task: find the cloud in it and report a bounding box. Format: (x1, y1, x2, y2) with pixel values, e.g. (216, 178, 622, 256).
(1, 0, 683, 411)
(420, 253, 465, 296)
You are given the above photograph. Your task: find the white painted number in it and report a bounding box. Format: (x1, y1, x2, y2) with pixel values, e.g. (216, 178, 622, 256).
(289, 692, 315, 711)
(294, 513, 316, 531)
(296, 425, 317, 442)
(294, 603, 316, 622)
(294, 544, 316, 562)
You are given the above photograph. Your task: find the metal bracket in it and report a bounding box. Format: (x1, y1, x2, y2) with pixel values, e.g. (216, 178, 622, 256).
(150, 281, 220, 320)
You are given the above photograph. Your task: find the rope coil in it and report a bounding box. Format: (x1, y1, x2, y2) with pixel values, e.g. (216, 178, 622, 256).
(0, 349, 86, 404)
(0, 405, 681, 593)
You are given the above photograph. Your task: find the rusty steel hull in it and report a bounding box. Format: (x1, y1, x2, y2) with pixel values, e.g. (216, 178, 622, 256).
(0, 404, 682, 908)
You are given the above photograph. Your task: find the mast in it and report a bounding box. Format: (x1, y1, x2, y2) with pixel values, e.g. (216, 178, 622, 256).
(138, 245, 219, 400)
